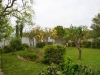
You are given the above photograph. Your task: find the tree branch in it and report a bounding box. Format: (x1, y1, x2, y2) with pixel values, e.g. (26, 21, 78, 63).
(3, 0, 17, 13)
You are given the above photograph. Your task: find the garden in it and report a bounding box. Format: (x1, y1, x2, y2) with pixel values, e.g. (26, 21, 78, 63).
(0, 38, 100, 75)
(0, 0, 100, 75)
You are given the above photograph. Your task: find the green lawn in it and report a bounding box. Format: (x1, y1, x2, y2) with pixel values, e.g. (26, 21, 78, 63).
(65, 47, 100, 70)
(1, 47, 100, 75)
(1, 51, 46, 75)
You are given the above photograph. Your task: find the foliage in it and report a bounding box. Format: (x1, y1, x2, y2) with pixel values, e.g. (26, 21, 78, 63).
(0, 17, 14, 41)
(91, 13, 100, 38)
(10, 37, 22, 52)
(28, 26, 57, 45)
(1, 47, 100, 75)
(68, 41, 75, 47)
(0, 0, 34, 40)
(36, 42, 53, 48)
(54, 25, 65, 43)
(38, 58, 100, 75)
(21, 43, 29, 50)
(42, 44, 66, 65)
(91, 38, 100, 49)
(81, 41, 91, 48)
(46, 42, 53, 45)
(64, 25, 85, 60)
(3, 45, 12, 53)
(85, 41, 91, 48)
(19, 51, 38, 61)
(36, 42, 46, 48)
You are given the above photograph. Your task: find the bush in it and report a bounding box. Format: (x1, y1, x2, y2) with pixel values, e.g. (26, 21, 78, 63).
(36, 42, 45, 48)
(10, 37, 22, 51)
(46, 42, 53, 45)
(84, 41, 91, 48)
(21, 43, 29, 50)
(81, 40, 85, 47)
(70, 41, 75, 47)
(96, 39, 100, 49)
(19, 51, 38, 61)
(68, 41, 75, 47)
(91, 41, 96, 48)
(42, 44, 66, 65)
(38, 58, 100, 75)
(91, 39, 100, 49)
(3, 45, 12, 53)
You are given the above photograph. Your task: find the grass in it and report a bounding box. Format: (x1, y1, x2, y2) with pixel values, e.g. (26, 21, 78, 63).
(1, 47, 100, 75)
(65, 47, 100, 70)
(1, 50, 46, 75)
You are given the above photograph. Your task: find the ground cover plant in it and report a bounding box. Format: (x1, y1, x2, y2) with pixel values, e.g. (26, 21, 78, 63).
(1, 47, 100, 75)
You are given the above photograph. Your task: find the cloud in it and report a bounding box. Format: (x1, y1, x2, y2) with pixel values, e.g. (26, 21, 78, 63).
(34, 0, 100, 28)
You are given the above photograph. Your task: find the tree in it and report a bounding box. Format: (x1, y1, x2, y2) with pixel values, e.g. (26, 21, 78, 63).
(91, 13, 100, 38)
(0, 16, 13, 41)
(43, 28, 51, 42)
(54, 25, 65, 44)
(15, 19, 24, 39)
(0, 0, 34, 40)
(65, 25, 84, 60)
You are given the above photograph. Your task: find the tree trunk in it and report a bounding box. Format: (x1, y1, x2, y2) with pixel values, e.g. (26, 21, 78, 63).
(75, 41, 82, 60)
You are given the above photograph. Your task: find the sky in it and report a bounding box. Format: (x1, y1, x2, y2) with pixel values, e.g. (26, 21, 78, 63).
(33, 0, 100, 29)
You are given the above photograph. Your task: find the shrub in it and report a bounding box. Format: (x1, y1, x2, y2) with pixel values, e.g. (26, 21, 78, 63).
(10, 37, 22, 51)
(96, 39, 100, 49)
(19, 51, 38, 61)
(46, 42, 53, 45)
(68, 41, 75, 47)
(3, 45, 12, 53)
(21, 43, 29, 50)
(36, 42, 45, 48)
(42, 44, 66, 65)
(91, 39, 100, 49)
(38, 58, 99, 75)
(81, 40, 85, 47)
(91, 41, 96, 48)
(84, 41, 91, 48)
(70, 41, 75, 47)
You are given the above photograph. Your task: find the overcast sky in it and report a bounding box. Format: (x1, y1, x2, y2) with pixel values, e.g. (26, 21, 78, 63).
(33, 0, 100, 29)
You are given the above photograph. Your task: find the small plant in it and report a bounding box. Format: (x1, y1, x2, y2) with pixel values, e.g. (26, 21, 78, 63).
(42, 44, 66, 65)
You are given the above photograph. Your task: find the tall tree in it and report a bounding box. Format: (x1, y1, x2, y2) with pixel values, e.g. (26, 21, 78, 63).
(91, 13, 100, 38)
